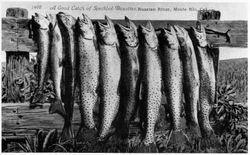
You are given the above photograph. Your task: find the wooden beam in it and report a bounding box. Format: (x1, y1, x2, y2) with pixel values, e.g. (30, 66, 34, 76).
(2, 103, 80, 137)
(2, 18, 247, 52)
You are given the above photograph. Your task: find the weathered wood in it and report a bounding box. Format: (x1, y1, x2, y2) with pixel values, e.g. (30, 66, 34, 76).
(2, 18, 247, 52)
(197, 9, 221, 20)
(2, 18, 37, 52)
(6, 8, 28, 18)
(2, 103, 81, 137)
(6, 52, 29, 103)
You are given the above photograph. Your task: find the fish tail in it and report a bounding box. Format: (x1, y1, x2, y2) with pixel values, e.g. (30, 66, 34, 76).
(49, 99, 66, 118)
(60, 119, 74, 142)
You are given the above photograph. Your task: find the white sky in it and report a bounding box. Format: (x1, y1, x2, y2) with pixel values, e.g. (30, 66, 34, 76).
(0, 1, 248, 62)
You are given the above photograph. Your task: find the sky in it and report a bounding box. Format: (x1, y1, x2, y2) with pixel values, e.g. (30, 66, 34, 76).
(0, 1, 248, 62)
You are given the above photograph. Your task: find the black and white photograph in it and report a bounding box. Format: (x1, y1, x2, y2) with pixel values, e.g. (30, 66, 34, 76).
(1, 1, 248, 153)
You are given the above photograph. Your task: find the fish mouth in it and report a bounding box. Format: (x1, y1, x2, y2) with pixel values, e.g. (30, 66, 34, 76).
(98, 15, 113, 28)
(117, 16, 132, 31)
(81, 13, 90, 24)
(140, 21, 153, 32)
(56, 12, 66, 22)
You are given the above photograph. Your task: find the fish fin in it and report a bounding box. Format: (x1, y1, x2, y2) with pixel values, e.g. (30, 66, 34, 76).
(49, 99, 66, 118)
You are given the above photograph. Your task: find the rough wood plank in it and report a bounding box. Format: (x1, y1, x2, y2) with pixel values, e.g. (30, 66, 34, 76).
(2, 18, 247, 52)
(2, 18, 37, 52)
(2, 103, 81, 137)
(5, 52, 30, 103)
(6, 8, 28, 18)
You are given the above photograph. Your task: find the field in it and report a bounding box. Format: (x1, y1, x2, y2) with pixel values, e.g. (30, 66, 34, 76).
(217, 58, 248, 103)
(1, 58, 248, 152)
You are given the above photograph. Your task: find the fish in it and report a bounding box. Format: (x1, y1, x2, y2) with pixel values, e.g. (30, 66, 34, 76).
(45, 14, 66, 117)
(115, 16, 140, 138)
(189, 25, 215, 138)
(173, 25, 200, 136)
(158, 26, 183, 131)
(30, 13, 50, 105)
(56, 12, 77, 140)
(75, 13, 99, 133)
(139, 21, 162, 145)
(96, 15, 121, 141)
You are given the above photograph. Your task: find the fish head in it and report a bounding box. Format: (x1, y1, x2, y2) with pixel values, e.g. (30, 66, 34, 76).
(56, 12, 76, 30)
(76, 13, 95, 40)
(160, 26, 179, 50)
(46, 14, 57, 30)
(97, 15, 118, 46)
(173, 25, 190, 47)
(116, 16, 138, 47)
(32, 13, 50, 30)
(139, 21, 158, 49)
(190, 25, 207, 47)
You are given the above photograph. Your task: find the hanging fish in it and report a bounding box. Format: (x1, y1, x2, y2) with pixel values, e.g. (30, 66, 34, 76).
(30, 13, 50, 106)
(189, 25, 216, 138)
(173, 25, 200, 136)
(159, 26, 183, 131)
(46, 14, 66, 117)
(75, 13, 99, 134)
(115, 16, 140, 138)
(139, 21, 162, 146)
(56, 12, 77, 140)
(96, 15, 121, 141)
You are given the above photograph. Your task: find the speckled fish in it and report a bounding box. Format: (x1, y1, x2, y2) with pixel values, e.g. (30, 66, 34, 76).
(46, 14, 66, 117)
(189, 25, 215, 137)
(115, 17, 140, 137)
(31, 13, 50, 104)
(158, 26, 183, 131)
(96, 16, 121, 140)
(75, 13, 99, 132)
(173, 25, 200, 135)
(56, 12, 77, 140)
(139, 21, 162, 145)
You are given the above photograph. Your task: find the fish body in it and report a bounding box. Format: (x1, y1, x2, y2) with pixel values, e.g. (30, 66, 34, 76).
(30, 13, 50, 105)
(56, 12, 77, 140)
(139, 21, 162, 145)
(189, 26, 215, 137)
(96, 16, 121, 140)
(76, 13, 99, 131)
(46, 14, 66, 117)
(116, 17, 140, 137)
(159, 26, 183, 131)
(174, 25, 200, 133)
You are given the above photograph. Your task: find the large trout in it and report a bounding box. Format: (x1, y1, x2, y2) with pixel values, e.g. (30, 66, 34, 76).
(115, 17, 140, 138)
(56, 12, 77, 140)
(159, 26, 183, 131)
(139, 21, 162, 145)
(30, 13, 50, 105)
(75, 13, 99, 133)
(189, 25, 215, 138)
(96, 16, 121, 141)
(46, 14, 66, 117)
(173, 25, 200, 135)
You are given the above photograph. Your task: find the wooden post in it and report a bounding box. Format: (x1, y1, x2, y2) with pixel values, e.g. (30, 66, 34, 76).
(4, 8, 30, 103)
